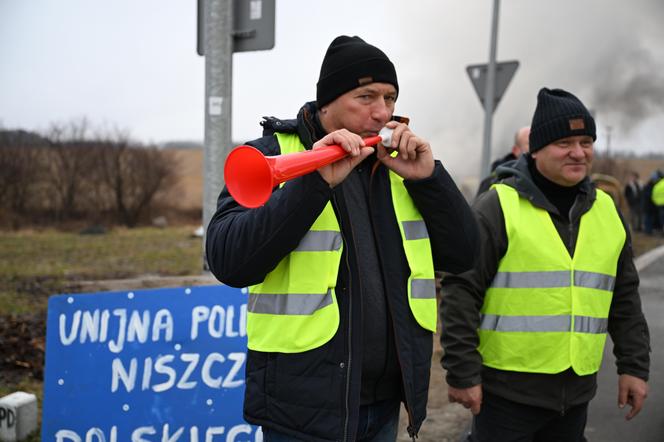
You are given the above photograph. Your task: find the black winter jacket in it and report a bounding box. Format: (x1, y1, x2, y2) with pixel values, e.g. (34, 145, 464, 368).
(206, 102, 479, 441)
(440, 155, 651, 413)
(474, 153, 518, 198)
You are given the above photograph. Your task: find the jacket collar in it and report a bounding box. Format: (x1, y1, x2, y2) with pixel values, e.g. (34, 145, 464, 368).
(295, 101, 324, 150)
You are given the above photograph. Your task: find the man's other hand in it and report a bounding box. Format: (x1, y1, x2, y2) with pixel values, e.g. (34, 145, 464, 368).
(618, 373, 648, 420)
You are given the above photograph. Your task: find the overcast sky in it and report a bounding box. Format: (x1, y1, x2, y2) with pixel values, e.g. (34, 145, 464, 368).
(2, 0, 664, 181)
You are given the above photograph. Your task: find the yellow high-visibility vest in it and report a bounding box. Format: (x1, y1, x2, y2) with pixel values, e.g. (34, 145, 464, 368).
(479, 184, 626, 375)
(247, 132, 437, 353)
(652, 179, 664, 206)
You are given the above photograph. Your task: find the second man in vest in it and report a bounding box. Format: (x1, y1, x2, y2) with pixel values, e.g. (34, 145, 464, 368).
(206, 35, 479, 441)
(440, 88, 650, 441)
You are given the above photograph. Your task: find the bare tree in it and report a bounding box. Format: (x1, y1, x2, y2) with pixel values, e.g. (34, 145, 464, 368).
(95, 131, 179, 227)
(0, 131, 47, 217)
(1, 122, 182, 228)
(43, 119, 98, 220)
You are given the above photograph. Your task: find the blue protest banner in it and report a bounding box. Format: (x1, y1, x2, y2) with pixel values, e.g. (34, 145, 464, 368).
(41, 284, 262, 441)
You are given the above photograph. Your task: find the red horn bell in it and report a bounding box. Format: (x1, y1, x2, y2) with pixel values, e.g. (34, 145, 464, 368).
(224, 134, 386, 208)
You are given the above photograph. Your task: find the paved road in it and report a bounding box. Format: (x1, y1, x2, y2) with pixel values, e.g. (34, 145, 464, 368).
(586, 251, 664, 441)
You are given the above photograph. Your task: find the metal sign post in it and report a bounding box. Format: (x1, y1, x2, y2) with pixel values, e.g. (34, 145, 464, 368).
(200, 0, 276, 270)
(480, 0, 500, 179)
(202, 0, 234, 271)
(465, 0, 521, 179)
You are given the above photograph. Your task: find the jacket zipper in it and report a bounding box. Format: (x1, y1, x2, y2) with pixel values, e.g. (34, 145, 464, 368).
(334, 192, 353, 442)
(562, 199, 577, 416)
(567, 198, 579, 253)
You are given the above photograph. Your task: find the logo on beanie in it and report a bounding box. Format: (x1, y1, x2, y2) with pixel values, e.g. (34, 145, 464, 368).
(358, 76, 374, 86)
(569, 118, 585, 130)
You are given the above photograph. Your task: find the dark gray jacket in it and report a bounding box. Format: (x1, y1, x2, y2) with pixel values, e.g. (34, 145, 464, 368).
(440, 155, 650, 413)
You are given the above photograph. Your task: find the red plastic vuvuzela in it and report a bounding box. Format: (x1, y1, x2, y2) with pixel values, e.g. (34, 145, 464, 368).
(224, 132, 389, 208)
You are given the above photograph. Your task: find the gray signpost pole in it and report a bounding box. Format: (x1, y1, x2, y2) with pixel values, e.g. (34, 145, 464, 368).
(202, 0, 233, 270)
(480, 0, 500, 179)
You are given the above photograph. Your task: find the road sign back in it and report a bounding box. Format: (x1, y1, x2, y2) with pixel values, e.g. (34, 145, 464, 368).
(466, 60, 519, 113)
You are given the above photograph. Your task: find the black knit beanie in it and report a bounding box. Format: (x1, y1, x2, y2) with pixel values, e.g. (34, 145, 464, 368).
(529, 88, 596, 153)
(316, 35, 398, 108)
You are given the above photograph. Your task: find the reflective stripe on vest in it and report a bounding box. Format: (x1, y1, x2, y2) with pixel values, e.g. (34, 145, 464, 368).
(480, 314, 608, 334)
(490, 270, 615, 291)
(247, 132, 437, 353)
(479, 184, 625, 375)
(249, 290, 334, 315)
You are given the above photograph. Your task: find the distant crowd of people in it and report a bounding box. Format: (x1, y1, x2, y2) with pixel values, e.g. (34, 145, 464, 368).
(624, 170, 664, 236)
